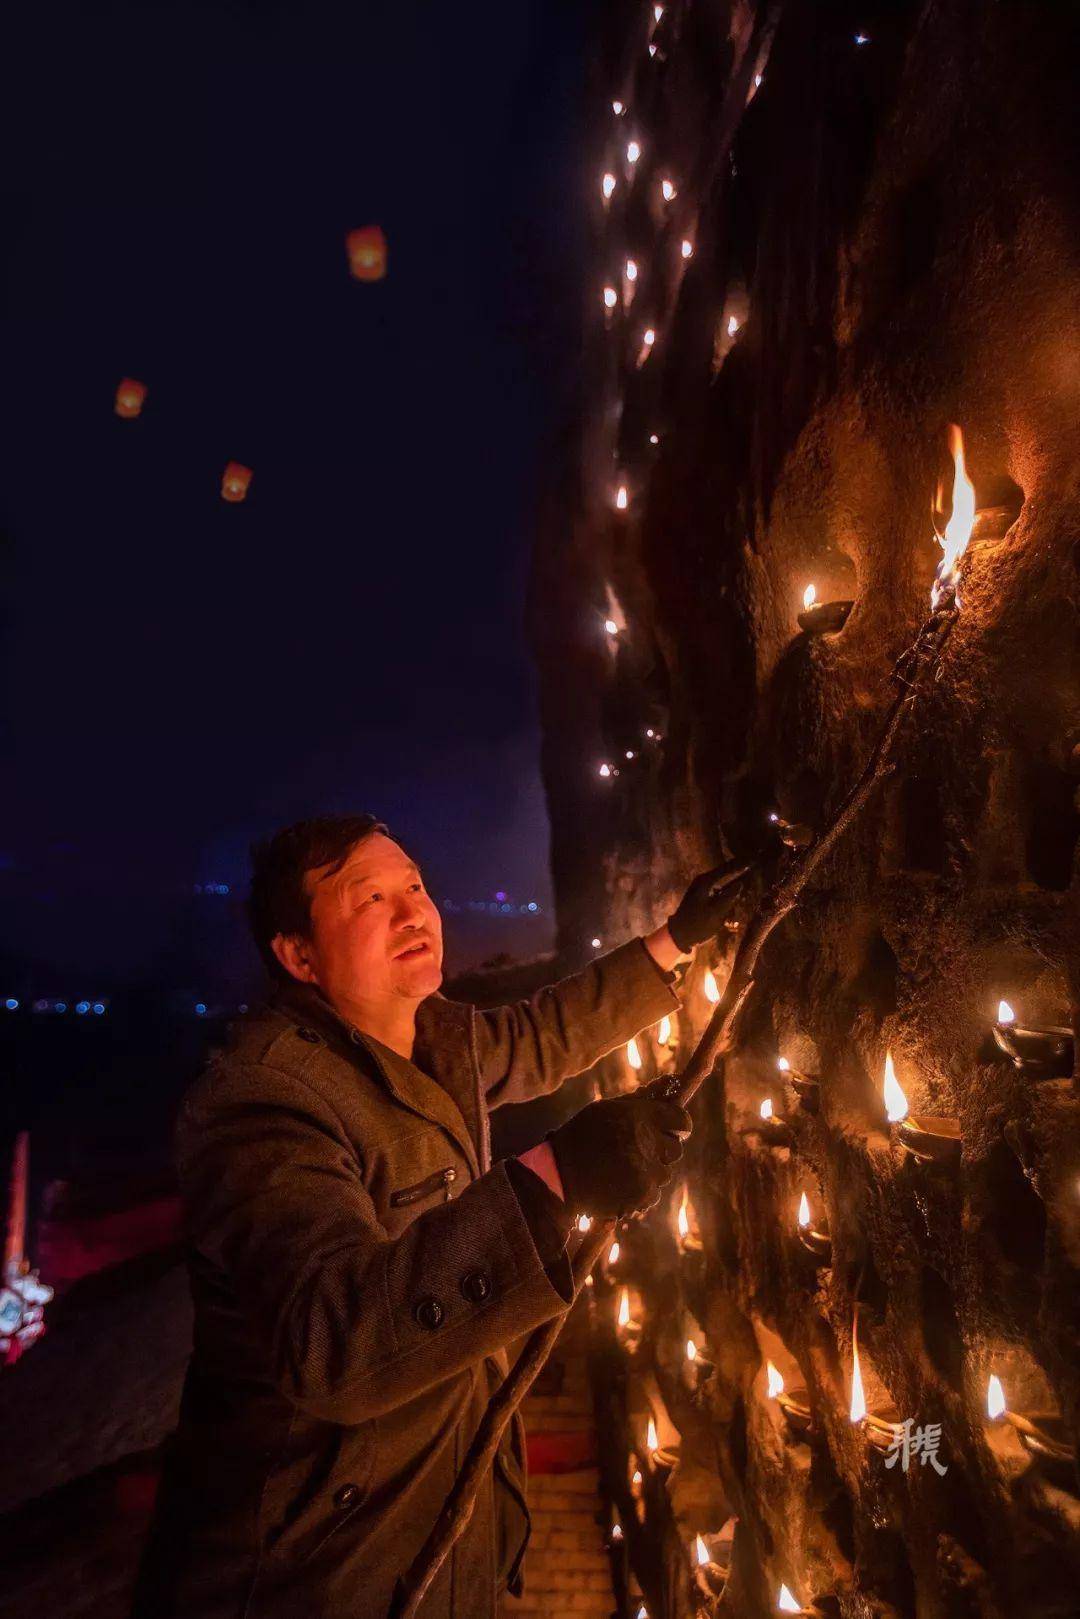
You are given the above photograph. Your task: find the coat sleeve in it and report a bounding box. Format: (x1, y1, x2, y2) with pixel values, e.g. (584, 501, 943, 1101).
(474, 936, 682, 1110)
(176, 1060, 574, 1427)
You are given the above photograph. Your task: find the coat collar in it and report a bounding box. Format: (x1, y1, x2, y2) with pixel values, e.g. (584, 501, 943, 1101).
(270, 981, 480, 1177)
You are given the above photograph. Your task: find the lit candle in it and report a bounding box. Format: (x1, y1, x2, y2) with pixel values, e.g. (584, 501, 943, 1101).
(617, 1287, 631, 1328)
(803, 584, 816, 610)
(603, 285, 618, 309)
(797, 1191, 810, 1228)
(766, 1360, 785, 1398)
(661, 177, 676, 201)
(576, 1214, 592, 1232)
(998, 1000, 1016, 1026)
(987, 1373, 1006, 1420)
(760, 1097, 774, 1120)
(608, 1239, 620, 1265)
(627, 140, 641, 165)
(602, 171, 616, 200)
(680, 238, 693, 258)
(695, 1534, 709, 1567)
(627, 1036, 643, 1070)
(625, 257, 638, 283)
(615, 485, 628, 510)
(686, 1338, 697, 1363)
(645, 1416, 658, 1454)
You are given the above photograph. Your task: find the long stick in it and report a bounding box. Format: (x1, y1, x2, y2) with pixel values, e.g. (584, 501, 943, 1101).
(392, 606, 958, 1618)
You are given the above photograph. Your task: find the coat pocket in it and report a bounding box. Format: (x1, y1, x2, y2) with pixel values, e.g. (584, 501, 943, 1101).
(261, 1417, 378, 1570)
(390, 1165, 457, 1206)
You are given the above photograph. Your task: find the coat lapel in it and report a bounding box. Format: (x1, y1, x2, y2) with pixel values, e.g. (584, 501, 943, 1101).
(272, 982, 481, 1179)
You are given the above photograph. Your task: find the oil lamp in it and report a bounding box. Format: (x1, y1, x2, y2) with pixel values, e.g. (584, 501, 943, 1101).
(692, 1522, 733, 1604)
(882, 1051, 963, 1165)
(849, 1310, 898, 1451)
(766, 1357, 813, 1436)
(768, 812, 813, 850)
(778, 1055, 819, 1113)
(796, 582, 853, 637)
(644, 1411, 679, 1474)
(992, 999, 1074, 1079)
(676, 1185, 703, 1252)
(754, 1096, 793, 1148)
(777, 1589, 829, 1617)
(616, 1286, 642, 1351)
(985, 1374, 1077, 1489)
(796, 1191, 831, 1261)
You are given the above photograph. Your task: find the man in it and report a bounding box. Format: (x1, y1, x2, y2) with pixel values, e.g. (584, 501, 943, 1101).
(133, 815, 745, 1619)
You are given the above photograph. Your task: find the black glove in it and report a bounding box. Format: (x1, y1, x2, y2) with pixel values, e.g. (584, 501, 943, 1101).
(667, 861, 749, 953)
(548, 1089, 692, 1219)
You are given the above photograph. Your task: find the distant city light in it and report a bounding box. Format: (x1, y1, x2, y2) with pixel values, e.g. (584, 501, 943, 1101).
(55, 1002, 67, 1014)
(195, 1003, 207, 1016)
(527, 901, 539, 912)
(238, 1003, 249, 1014)
(591, 937, 602, 950)
(4, 998, 17, 1011)
(495, 890, 507, 902)
(92, 1002, 105, 1015)
(76, 1001, 90, 1015)
(854, 33, 870, 45)
(649, 433, 659, 444)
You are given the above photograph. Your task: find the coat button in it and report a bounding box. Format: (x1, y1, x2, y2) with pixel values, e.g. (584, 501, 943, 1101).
(297, 1027, 320, 1043)
(414, 1296, 445, 1330)
(333, 1482, 360, 1510)
(460, 1269, 492, 1304)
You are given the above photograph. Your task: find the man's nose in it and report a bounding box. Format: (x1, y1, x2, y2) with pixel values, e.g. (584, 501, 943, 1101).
(394, 892, 427, 927)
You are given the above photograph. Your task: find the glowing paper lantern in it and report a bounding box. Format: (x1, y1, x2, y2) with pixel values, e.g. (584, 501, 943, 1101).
(221, 462, 253, 503)
(345, 225, 388, 282)
(114, 378, 147, 419)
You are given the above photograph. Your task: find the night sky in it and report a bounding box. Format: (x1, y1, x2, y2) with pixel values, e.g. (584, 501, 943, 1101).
(1, 1, 588, 986)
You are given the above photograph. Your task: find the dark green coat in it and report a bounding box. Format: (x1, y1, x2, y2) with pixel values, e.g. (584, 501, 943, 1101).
(132, 938, 679, 1618)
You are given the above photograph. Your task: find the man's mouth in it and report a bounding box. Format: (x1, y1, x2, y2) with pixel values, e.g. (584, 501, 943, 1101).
(394, 940, 431, 961)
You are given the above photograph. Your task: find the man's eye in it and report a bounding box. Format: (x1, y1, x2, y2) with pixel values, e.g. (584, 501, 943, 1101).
(409, 882, 423, 892)
(364, 891, 383, 904)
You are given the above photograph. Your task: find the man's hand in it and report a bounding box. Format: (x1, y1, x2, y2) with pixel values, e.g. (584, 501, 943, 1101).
(667, 861, 749, 953)
(547, 1089, 691, 1219)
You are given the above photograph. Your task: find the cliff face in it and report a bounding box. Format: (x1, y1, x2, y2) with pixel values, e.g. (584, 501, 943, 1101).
(529, 2, 1080, 1614)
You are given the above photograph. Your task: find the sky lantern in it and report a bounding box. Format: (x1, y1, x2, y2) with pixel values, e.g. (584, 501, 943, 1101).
(114, 377, 147, 419)
(345, 225, 388, 281)
(221, 461, 253, 503)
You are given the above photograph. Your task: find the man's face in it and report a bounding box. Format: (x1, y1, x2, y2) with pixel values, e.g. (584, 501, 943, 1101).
(281, 832, 444, 1008)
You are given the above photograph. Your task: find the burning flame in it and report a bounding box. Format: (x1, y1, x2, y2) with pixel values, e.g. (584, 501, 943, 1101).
(997, 1000, 1016, 1026)
(695, 1534, 710, 1567)
(625, 258, 638, 282)
(627, 140, 641, 164)
(766, 1360, 785, 1398)
(760, 1097, 774, 1120)
(803, 584, 816, 610)
(677, 1189, 690, 1240)
(605, 618, 618, 636)
(612, 100, 624, 115)
(646, 1416, 658, 1453)
(681, 238, 693, 258)
(617, 1287, 631, 1328)
(577, 1214, 592, 1232)
(598, 763, 612, 778)
(727, 314, 740, 336)
(627, 1036, 643, 1070)
(703, 969, 720, 1004)
(604, 285, 617, 309)
(602, 172, 616, 200)
(615, 485, 628, 510)
(798, 1191, 811, 1228)
(777, 1056, 791, 1073)
(632, 1468, 643, 1489)
(932, 423, 976, 608)
(849, 1313, 867, 1423)
(661, 178, 676, 201)
(882, 1051, 909, 1123)
(657, 1014, 672, 1045)
(987, 1373, 1006, 1420)
(778, 1588, 802, 1615)
(608, 1240, 620, 1265)
(611, 1516, 623, 1542)
(643, 327, 656, 347)
(686, 1338, 697, 1362)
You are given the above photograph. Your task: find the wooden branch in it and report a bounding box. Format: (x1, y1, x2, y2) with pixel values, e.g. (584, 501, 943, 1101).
(392, 605, 958, 1619)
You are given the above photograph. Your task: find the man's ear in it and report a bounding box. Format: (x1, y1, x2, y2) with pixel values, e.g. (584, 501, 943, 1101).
(271, 932, 318, 984)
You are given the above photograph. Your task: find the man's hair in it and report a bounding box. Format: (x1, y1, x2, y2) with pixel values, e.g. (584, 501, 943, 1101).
(248, 814, 389, 981)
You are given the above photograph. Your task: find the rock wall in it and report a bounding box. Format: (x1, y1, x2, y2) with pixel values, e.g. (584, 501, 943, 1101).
(529, 2, 1080, 1614)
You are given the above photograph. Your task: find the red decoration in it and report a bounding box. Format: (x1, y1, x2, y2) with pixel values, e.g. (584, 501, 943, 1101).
(221, 461, 253, 503)
(346, 225, 388, 281)
(114, 377, 147, 418)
